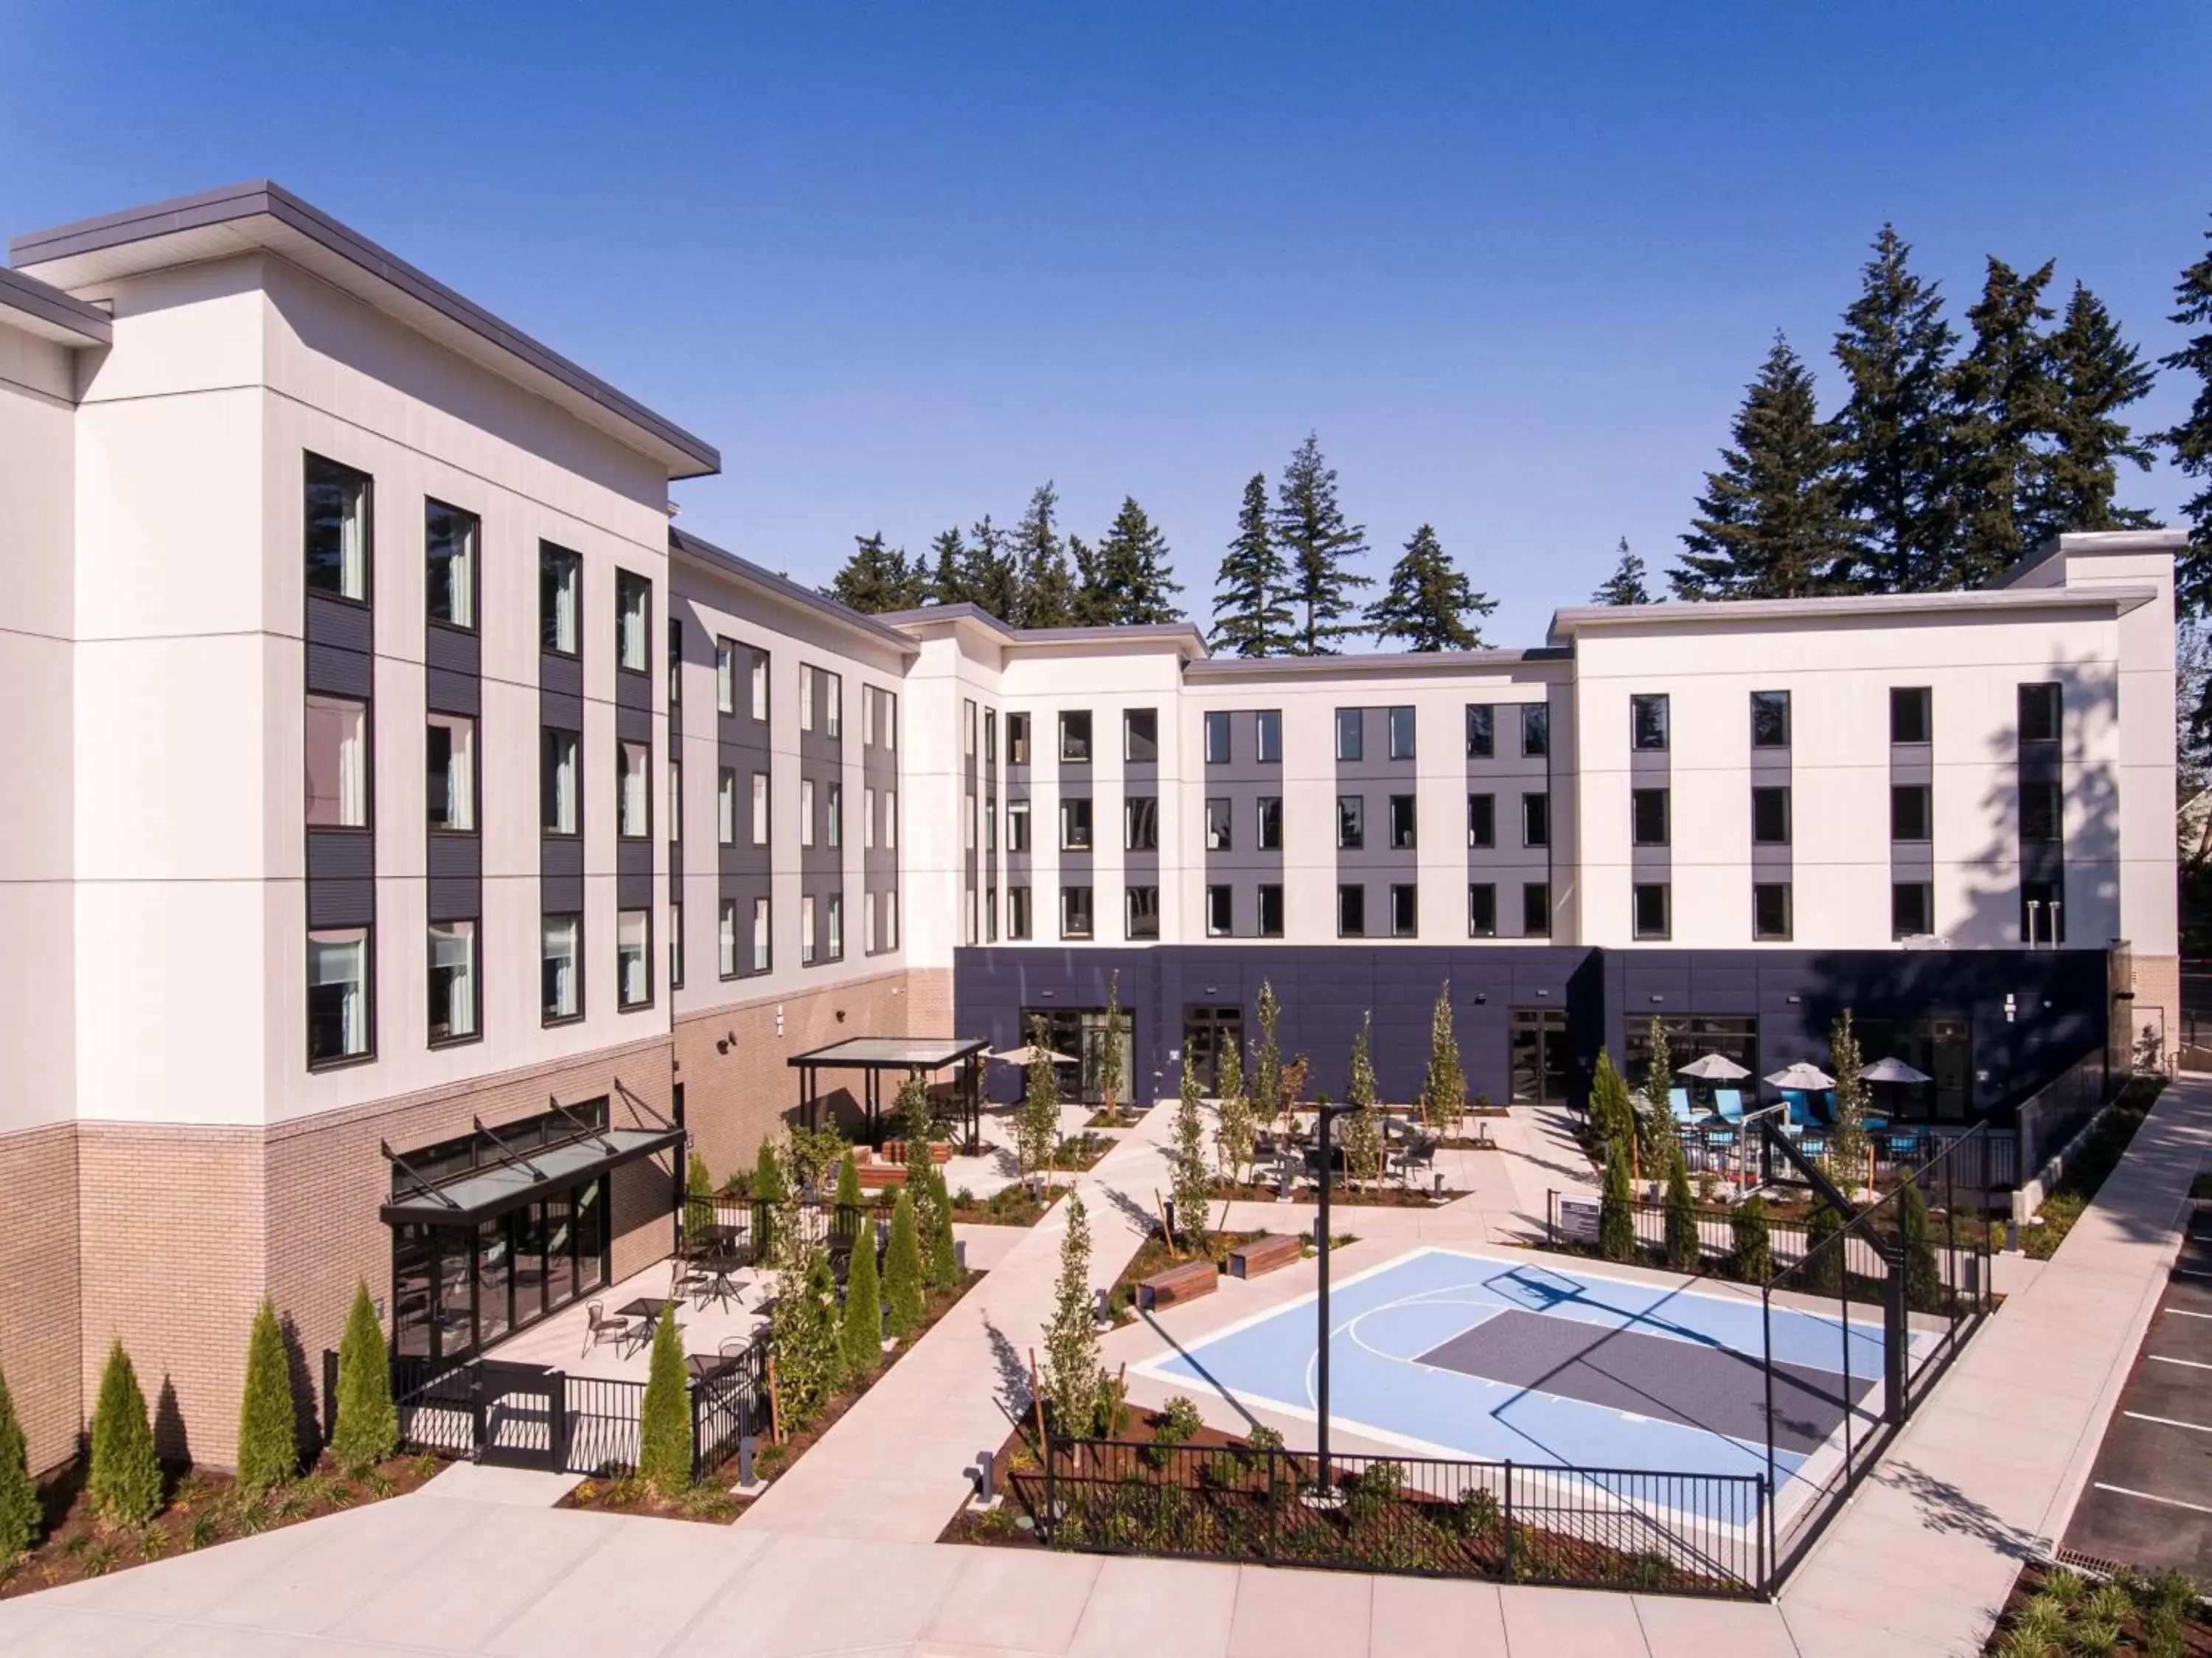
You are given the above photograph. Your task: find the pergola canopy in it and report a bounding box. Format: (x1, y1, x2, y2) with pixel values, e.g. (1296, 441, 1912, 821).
(788, 1035, 989, 1151)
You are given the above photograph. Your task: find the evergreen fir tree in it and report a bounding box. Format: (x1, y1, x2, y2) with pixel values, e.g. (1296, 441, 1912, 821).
(1341, 1016, 1383, 1190)
(1899, 1171, 1941, 1311)
(754, 1137, 784, 1204)
(841, 1217, 883, 1378)
(1672, 335, 1854, 600)
(1365, 524, 1494, 651)
(1663, 1151, 1699, 1272)
(827, 531, 920, 613)
(1599, 1154, 1636, 1263)
(1728, 1196, 1773, 1284)
(2043, 282, 2157, 535)
(1212, 1035, 1255, 1186)
(1588, 1050, 1633, 1156)
(686, 1151, 715, 1244)
(1017, 1013, 1061, 1178)
(1947, 257, 2060, 584)
(1419, 982, 1465, 1133)
(236, 1297, 298, 1496)
(1010, 485, 1077, 628)
(1068, 533, 1114, 625)
(1041, 1189, 1106, 1437)
(961, 514, 1023, 622)
(922, 1161, 961, 1289)
(883, 1189, 925, 1339)
(1211, 472, 1294, 657)
(1273, 434, 1372, 653)
(0, 1359, 41, 1558)
(1832, 225, 1964, 593)
(925, 527, 970, 606)
(1252, 979, 1286, 1137)
(637, 1303, 693, 1494)
(835, 1148, 861, 1213)
(331, 1280, 397, 1477)
(1804, 1201, 1843, 1294)
(1170, 1055, 1214, 1249)
(87, 1339, 160, 1530)
(1093, 496, 1184, 624)
(2163, 213, 2212, 626)
(1591, 538, 1651, 605)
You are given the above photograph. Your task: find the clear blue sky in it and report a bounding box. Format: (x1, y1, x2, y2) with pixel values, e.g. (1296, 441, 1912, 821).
(6, 2, 2208, 643)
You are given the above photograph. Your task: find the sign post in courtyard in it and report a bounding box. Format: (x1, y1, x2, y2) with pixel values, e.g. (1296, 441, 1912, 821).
(1313, 1099, 1354, 1503)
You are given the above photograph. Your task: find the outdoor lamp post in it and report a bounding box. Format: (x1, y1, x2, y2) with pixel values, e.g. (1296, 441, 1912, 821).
(1313, 1099, 1355, 1504)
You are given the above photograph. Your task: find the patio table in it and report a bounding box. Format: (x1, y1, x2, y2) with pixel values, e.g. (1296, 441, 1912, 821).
(616, 1297, 676, 1354)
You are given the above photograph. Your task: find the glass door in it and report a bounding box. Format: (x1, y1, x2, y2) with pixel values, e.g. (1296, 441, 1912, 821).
(1181, 1006, 1244, 1095)
(1509, 1008, 1570, 1105)
(542, 1191, 575, 1313)
(392, 1224, 435, 1359)
(576, 1178, 608, 1292)
(510, 1203, 546, 1327)
(474, 1215, 511, 1347)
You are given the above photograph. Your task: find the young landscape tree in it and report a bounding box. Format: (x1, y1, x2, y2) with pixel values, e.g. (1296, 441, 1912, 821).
(637, 1303, 693, 1495)
(1803, 1199, 1844, 1294)
(1041, 1189, 1106, 1437)
(841, 1213, 884, 1378)
(1947, 256, 2060, 584)
(331, 1279, 397, 1477)
(1590, 537, 1651, 605)
(1419, 982, 1465, 1134)
(1171, 1055, 1214, 1249)
(1898, 1170, 1942, 1310)
(1828, 1009, 1871, 1190)
(921, 1160, 962, 1290)
(1211, 472, 1295, 658)
(883, 1187, 925, 1339)
(835, 1148, 862, 1211)
(1273, 433, 1371, 653)
(1588, 1049, 1635, 1164)
(2042, 281, 2158, 535)
(895, 1068, 933, 1160)
(1672, 334, 1854, 600)
(1599, 1151, 1636, 1263)
(0, 1359, 40, 1558)
(1342, 1014, 1383, 1190)
(1097, 971, 1127, 1121)
(1017, 1013, 1062, 1179)
(1636, 1018, 1681, 1183)
(1212, 1034, 1255, 1186)
(754, 1137, 784, 1204)
(1728, 1196, 1774, 1284)
(87, 1339, 160, 1530)
(827, 531, 922, 613)
(1663, 1149, 1699, 1273)
(1252, 979, 1286, 1137)
(1365, 524, 1495, 651)
(237, 1297, 298, 1496)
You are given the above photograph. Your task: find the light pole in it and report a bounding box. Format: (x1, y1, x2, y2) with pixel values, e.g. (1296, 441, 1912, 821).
(1312, 1100, 1354, 1503)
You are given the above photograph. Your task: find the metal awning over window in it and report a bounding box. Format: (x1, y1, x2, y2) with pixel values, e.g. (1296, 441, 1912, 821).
(380, 1125, 683, 1227)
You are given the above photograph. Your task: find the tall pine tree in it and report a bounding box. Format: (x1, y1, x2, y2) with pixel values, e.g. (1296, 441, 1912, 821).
(1366, 524, 1493, 651)
(925, 526, 970, 606)
(1273, 434, 1371, 653)
(827, 531, 920, 612)
(1211, 472, 1293, 657)
(1591, 537, 1650, 605)
(1068, 533, 1114, 625)
(2163, 214, 2212, 734)
(1832, 225, 1962, 593)
(1009, 485, 1077, 628)
(1947, 256, 2059, 584)
(2044, 281, 2158, 535)
(1091, 496, 1184, 624)
(961, 514, 1023, 622)
(1672, 335, 1853, 600)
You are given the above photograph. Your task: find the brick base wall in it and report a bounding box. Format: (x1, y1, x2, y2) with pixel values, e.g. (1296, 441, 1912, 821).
(0, 1122, 81, 1476)
(2130, 951, 2183, 1065)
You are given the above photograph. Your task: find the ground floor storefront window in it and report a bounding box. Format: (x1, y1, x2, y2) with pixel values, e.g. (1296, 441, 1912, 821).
(1624, 1015, 1760, 1101)
(1856, 1017, 1972, 1121)
(1020, 1005, 1138, 1104)
(392, 1177, 609, 1362)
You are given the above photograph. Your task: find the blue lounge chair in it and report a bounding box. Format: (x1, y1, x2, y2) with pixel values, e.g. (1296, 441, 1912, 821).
(1778, 1088, 1809, 1127)
(1714, 1087, 1745, 1123)
(1669, 1086, 1697, 1124)
(1820, 1089, 1840, 1125)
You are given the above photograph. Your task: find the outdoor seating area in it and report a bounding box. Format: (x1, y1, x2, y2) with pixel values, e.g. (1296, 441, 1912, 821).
(487, 1255, 771, 1384)
(1250, 1109, 1449, 1193)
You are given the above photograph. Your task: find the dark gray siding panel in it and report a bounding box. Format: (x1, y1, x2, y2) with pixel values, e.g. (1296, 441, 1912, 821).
(428, 834, 480, 884)
(305, 594, 372, 654)
(542, 690, 585, 732)
(306, 642, 372, 699)
(616, 670, 651, 712)
(617, 703, 652, 743)
(618, 867, 655, 910)
(308, 878, 375, 929)
(540, 652, 582, 700)
(306, 830, 374, 881)
(425, 625, 479, 678)
(425, 666, 479, 716)
(541, 836, 583, 880)
(542, 873, 584, 913)
(428, 872, 480, 922)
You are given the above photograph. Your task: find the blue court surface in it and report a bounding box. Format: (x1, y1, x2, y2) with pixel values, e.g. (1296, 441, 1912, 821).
(1138, 1246, 1919, 1516)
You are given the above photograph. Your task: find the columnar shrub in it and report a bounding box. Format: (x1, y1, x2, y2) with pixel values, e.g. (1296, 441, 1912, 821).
(1171, 1058, 1214, 1249)
(686, 1151, 714, 1240)
(1097, 971, 1126, 1119)
(754, 1138, 785, 1204)
(1663, 1149, 1699, 1272)
(1638, 1016, 1681, 1178)
(637, 1303, 692, 1494)
(1589, 1050, 1635, 1165)
(1253, 979, 1285, 1136)
(87, 1339, 160, 1530)
(1017, 1013, 1061, 1177)
(236, 1297, 299, 1496)
(835, 1149, 861, 1211)
(1212, 1036, 1255, 1185)
(841, 1218, 884, 1377)
(1042, 1189, 1106, 1437)
(1803, 1200, 1844, 1294)
(1899, 1170, 1941, 1309)
(884, 1188, 925, 1338)
(1343, 1014, 1382, 1190)
(1729, 1196, 1773, 1284)
(331, 1279, 397, 1477)
(1420, 982, 1466, 1132)
(921, 1162, 961, 1289)
(0, 1359, 38, 1557)
(1599, 1153, 1636, 1263)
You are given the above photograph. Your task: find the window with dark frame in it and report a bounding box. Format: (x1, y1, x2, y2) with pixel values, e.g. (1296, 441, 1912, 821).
(1060, 884, 1093, 939)
(1522, 702, 1550, 757)
(1007, 886, 1032, 940)
(1204, 797, 1232, 851)
(1750, 690, 1790, 749)
(1466, 704, 1495, 759)
(1892, 881, 1934, 938)
(1257, 884, 1284, 937)
(1206, 884, 1233, 937)
(1338, 884, 1366, 937)
(1126, 885, 1161, 940)
(308, 926, 372, 1065)
(1390, 883, 1418, 937)
(2021, 780, 2062, 843)
(616, 909, 651, 1007)
(1125, 708, 1159, 763)
(1060, 797, 1093, 851)
(1337, 794, 1364, 849)
(1631, 788, 1669, 847)
(1335, 707, 1363, 762)
(1389, 794, 1417, 850)
(428, 920, 479, 1046)
(1060, 710, 1092, 763)
(1891, 783, 1932, 842)
(1523, 882, 1551, 936)
(1388, 706, 1415, 760)
(1125, 795, 1160, 852)
(614, 572, 650, 676)
(1523, 791, 1550, 847)
(425, 499, 477, 628)
(1632, 881, 1671, 939)
(1753, 882, 1792, 940)
(2019, 682, 2062, 744)
(1891, 686, 1932, 745)
(1469, 882, 1498, 937)
(541, 913, 582, 1023)
(1631, 693, 1669, 751)
(1203, 710, 1231, 765)
(541, 727, 580, 835)
(1257, 796, 1283, 850)
(1751, 785, 1790, 845)
(1006, 712, 1031, 765)
(305, 454, 372, 603)
(1256, 710, 1282, 763)
(540, 544, 581, 656)
(1468, 793, 1495, 849)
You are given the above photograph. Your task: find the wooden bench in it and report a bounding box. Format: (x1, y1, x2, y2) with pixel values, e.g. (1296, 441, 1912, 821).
(881, 1140, 953, 1165)
(1225, 1234, 1303, 1280)
(852, 1158, 909, 1189)
(1136, 1258, 1218, 1311)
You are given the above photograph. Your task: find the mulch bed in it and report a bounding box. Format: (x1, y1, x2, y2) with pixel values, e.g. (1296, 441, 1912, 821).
(1209, 1178, 1465, 1208)
(1986, 1558, 2212, 1654)
(1105, 1229, 1267, 1323)
(0, 1451, 441, 1600)
(949, 1183, 1073, 1227)
(1084, 1106, 1150, 1130)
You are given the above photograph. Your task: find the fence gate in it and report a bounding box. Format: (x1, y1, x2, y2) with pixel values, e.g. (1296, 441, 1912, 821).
(474, 1360, 567, 1470)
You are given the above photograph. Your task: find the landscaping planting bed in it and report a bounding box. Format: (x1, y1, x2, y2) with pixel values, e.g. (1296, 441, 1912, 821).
(2025, 1079, 2166, 1260)
(1105, 1229, 1266, 1323)
(1983, 1559, 2212, 1656)
(0, 1451, 439, 1600)
(950, 1183, 1072, 1227)
(1085, 1105, 1150, 1130)
(1208, 1177, 1465, 1208)
(1048, 1132, 1116, 1172)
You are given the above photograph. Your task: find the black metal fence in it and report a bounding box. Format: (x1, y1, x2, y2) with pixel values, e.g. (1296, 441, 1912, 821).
(1031, 1438, 1767, 1598)
(1672, 1122, 2019, 1198)
(681, 1194, 884, 1263)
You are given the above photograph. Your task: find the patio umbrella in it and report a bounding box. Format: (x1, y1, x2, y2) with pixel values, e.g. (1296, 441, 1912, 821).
(1763, 1062, 1836, 1091)
(1861, 1056, 1931, 1085)
(1677, 1053, 1752, 1081)
(988, 1044, 1074, 1066)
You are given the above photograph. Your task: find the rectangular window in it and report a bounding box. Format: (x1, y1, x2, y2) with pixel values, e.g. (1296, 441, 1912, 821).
(1391, 883, 1418, 937)
(2021, 780, 2063, 843)
(616, 909, 650, 1007)
(426, 712, 475, 832)
(885, 890, 900, 950)
(825, 892, 844, 961)
(1632, 882, 1670, 940)
(750, 651, 769, 722)
(307, 926, 372, 1064)
(751, 896, 771, 972)
(427, 920, 476, 1044)
(425, 499, 476, 628)
(864, 787, 877, 850)
(881, 689, 898, 751)
(984, 709, 996, 763)
(1126, 796, 1160, 852)
(1891, 687, 1931, 745)
(1891, 783, 1931, 843)
(1204, 710, 1231, 765)
(1467, 793, 1495, 849)
(1204, 798, 1232, 852)
(719, 901, 738, 978)
(1206, 884, 1233, 937)
(540, 544, 581, 656)
(1522, 702, 1550, 757)
(751, 774, 769, 847)
(1631, 788, 1669, 847)
(827, 785, 842, 850)
(1523, 883, 1551, 936)
(1631, 693, 1669, 752)
(541, 728, 579, 835)
(1466, 704, 1495, 759)
(1256, 710, 1282, 763)
(1523, 791, 1550, 848)
(1389, 794, 1417, 850)
(1388, 706, 1416, 760)
(867, 688, 879, 749)
(668, 760, 682, 843)
(799, 667, 814, 732)
(964, 699, 975, 757)
(1007, 712, 1031, 766)
(1338, 884, 1366, 938)
(1060, 711, 1092, 763)
(1007, 886, 1032, 940)
(985, 884, 998, 943)
(1335, 707, 1363, 762)
(1750, 690, 1790, 749)
(667, 620, 682, 707)
(2023, 878, 2065, 944)
(715, 639, 735, 713)
(1751, 785, 1790, 845)
(305, 694, 369, 828)
(669, 901, 683, 990)
(800, 779, 815, 847)
(1753, 882, 1792, 940)
(1125, 709, 1159, 763)
(1469, 883, 1498, 937)
(305, 454, 372, 603)
(1060, 797, 1093, 851)
(617, 740, 650, 839)
(1337, 795, 1364, 850)
(824, 670, 843, 738)
(801, 894, 817, 963)
(1008, 800, 1031, 853)
(966, 797, 977, 853)
(866, 891, 878, 954)
(1892, 881, 1933, 938)
(1126, 885, 1161, 940)
(1061, 885, 1094, 940)
(1258, 884, 1284, 937)
(884, 789, 897, 850)
(541, 913, 582, 1023)
(717, 770, 736, 844)
(1257, 796, 1283, 850)
(615, 572, 650, 675)
(2019, 682, 2062, 744)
